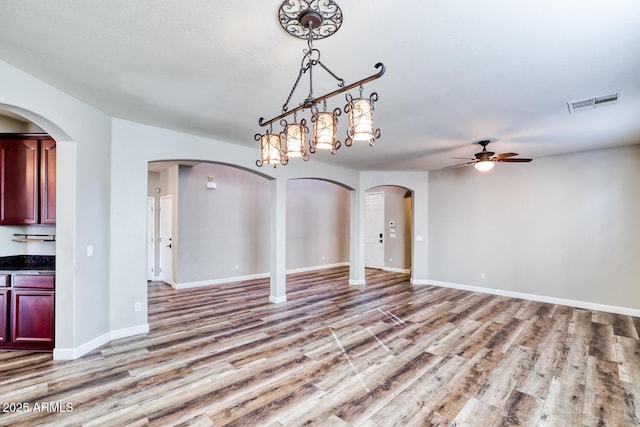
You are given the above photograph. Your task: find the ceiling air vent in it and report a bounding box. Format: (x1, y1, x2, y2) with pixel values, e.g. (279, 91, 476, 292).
(568, 90, 622, 113)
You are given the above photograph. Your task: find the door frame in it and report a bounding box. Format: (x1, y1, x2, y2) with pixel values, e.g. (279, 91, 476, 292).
(159, 195, 173, 284)
(146, 196, 156, 281)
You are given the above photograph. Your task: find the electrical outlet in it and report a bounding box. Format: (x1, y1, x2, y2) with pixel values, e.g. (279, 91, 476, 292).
(480, 273, 486, 279)
(321, 255, 325, 261)
(134, 302, 141, 312)
(389, 257, 393, 262)
(235, 264, 240, 270)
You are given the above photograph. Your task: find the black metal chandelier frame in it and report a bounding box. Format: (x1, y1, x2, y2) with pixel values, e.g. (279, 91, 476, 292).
(255, 0, 386, 167)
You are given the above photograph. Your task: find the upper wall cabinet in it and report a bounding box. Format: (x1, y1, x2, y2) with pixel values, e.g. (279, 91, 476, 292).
(40, 139, 56, 225)
(0, 135, 56, 225)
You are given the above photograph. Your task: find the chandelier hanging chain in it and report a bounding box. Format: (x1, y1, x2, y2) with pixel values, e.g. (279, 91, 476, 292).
(282, 57, 310, 113)
(280, 23, 345, 115)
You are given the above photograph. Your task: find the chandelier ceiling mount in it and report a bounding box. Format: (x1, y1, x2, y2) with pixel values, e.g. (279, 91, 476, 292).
(278, 0, 343, 40)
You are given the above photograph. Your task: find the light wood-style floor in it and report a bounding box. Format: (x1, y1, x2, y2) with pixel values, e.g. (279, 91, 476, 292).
(1, 267, 639, 426)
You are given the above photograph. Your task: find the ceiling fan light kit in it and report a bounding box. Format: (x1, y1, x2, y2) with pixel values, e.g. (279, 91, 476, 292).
(255, 0, 385, 167)
(474, 160, 495, 172)
(447, 140, 533, 172)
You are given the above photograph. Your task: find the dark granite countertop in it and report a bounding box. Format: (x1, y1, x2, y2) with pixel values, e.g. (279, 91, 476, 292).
(0, 255, 55, 273)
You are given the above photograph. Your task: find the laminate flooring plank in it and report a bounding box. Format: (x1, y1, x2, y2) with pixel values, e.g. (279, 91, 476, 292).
(582, 356, 630, 426)
(515, 315, 553, 349)
(475, 344, 534, 408)
(454, 321, 504, 358)
(425, 319, 483, 357)
(514, 299, 545, 320)
(633, 316, 640, 338)
(616, 335, 640, 384)
(421, 348, 501, 425)
(332, 351, 442, 425)
(501, 389, 545, 426)
(276, 355, 395, 426)
(612, 314, 640, 339)
(515, 313, 570, 399)
(491, 299, 524, 325)
(206, 379, 323, 426)
(367, 354, 466, 426)
(449, 397, 505, 426)
(170, 413, 215, 427)
(536, 320, 590, 427)
(471, 296, 513, 324)
(568, 307, 593, 336)
(553, 304, 575, 318)
(589, 322, 616, 361)
(0, 382, 48, 404)
(620, 379, 640, 426)
(484, 317, 527, 354)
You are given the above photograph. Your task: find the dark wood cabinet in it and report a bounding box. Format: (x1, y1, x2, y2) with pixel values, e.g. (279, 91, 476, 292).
(0, 139, 38, 224)
(0, 135, 56, 225)
(13, 273, 55, 289)
(12, 289, 55, 347)
(0, 274, 55, 351)
(40, 139, 56, 225)
(0, 288, 8, 343)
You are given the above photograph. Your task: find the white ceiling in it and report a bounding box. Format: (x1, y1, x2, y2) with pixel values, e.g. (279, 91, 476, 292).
(1, 0, 639, 171)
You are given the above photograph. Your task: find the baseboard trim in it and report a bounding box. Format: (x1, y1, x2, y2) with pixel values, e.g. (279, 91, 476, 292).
(53, 323, 150, 361)
(172, 263, 351, 290)
(110, 323, 150, 340)
(173, 272, 269, 290)
(349, 279, 366, 285)
(383, 267, 411, 274)
(269, 295, 287, 304)
(419, 279, 640, 317)
(287, 262, 350, 275)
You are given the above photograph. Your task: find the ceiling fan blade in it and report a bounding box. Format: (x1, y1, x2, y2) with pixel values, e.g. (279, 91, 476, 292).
(451, 157, 476, 160)
(498, 158, 532, 162)
(444, 161, 475, 169)
(495, 152, 518, 159)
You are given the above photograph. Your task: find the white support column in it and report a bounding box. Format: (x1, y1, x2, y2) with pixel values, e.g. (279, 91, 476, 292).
(349, 188, 366, 285)
(269, 177, 287, 303)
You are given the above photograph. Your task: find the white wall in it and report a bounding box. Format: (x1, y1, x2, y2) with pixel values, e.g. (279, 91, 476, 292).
(0, 225, 56, 256)
(177, 163, 271, 283)
(428, 145, 640, 312)
(287, 179, 350, 270)
(0, 113, 45, 133)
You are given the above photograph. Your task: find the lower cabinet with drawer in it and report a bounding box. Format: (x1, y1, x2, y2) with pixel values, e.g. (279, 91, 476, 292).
(0, 273, 55, 351)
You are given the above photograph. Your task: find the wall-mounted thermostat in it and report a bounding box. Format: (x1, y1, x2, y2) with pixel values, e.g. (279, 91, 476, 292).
(206, 175, 217, 189)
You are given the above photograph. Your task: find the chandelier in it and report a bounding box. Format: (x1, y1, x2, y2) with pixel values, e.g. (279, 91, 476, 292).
(255, 0, 386, 167)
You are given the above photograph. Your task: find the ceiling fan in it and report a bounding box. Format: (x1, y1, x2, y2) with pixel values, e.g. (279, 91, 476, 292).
(447, 140, 532, 171)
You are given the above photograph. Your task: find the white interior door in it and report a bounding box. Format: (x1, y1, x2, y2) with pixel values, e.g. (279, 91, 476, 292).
(147, 197, 156, 280)
(365, 192, 385, 269)
(159, 195, 173, 283)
